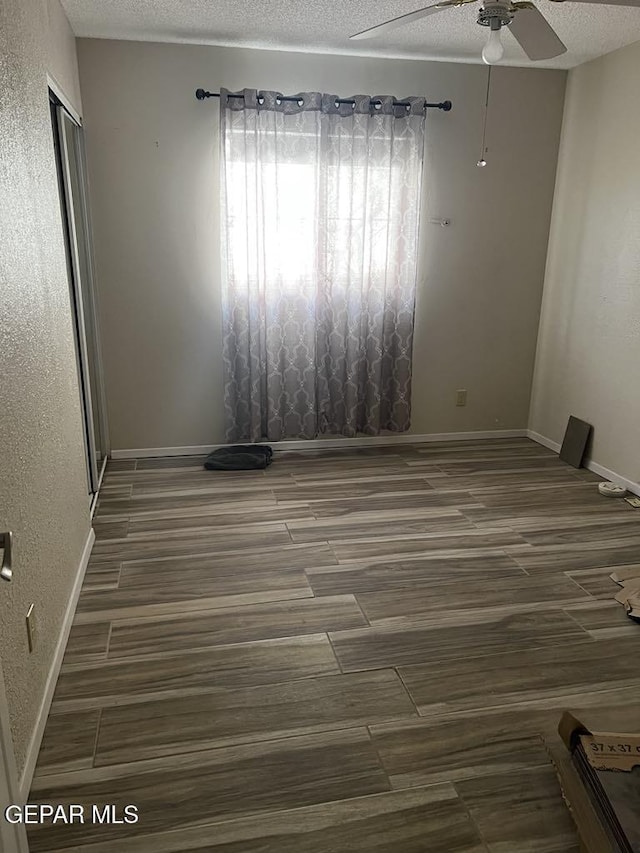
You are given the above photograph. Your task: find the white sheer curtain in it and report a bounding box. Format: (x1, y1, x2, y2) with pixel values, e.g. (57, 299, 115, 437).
(220, 89, 426, 442)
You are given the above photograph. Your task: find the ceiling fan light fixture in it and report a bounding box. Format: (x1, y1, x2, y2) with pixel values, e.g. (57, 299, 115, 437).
(482, 25, 505, 63)
(350, 0, 570, 63)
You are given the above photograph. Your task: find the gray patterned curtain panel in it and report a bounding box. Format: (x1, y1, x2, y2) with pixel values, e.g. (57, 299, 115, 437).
(220, 88, 426, 442)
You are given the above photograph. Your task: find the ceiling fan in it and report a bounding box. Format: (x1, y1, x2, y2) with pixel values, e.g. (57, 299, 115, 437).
(350, 0, 640, 65)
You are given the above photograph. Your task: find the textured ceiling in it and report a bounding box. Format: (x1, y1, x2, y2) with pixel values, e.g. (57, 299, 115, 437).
(61, 0, 640, 69)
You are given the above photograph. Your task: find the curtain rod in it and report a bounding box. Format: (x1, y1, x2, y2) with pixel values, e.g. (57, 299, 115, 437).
(195, 88, 452, 112)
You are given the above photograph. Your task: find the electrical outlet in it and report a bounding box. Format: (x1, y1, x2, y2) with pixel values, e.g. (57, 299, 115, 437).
(456, 389, 467, 407)
(26, 604, 36, 653)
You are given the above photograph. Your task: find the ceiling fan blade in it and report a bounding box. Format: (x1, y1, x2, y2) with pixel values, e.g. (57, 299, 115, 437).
(508, 6, 567, 60)
(349, 1, 459, 40)
(548, 0, 640, 5)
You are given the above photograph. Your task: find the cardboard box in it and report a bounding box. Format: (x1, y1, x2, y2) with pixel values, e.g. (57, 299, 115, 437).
(555, 712, 640, 852)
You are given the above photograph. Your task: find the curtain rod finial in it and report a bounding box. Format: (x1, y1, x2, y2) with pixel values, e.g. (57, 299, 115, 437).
(441, 100, 452, 111)
(195, 88, 208, 100)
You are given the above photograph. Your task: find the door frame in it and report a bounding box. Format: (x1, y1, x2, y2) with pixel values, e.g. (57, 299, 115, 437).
(49, 88, 110, 510)
(0, 661, 29, 852)
(76, 113, 111, 484)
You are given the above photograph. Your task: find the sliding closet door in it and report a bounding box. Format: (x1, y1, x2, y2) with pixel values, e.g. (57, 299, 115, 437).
(51, 96, 109, 505)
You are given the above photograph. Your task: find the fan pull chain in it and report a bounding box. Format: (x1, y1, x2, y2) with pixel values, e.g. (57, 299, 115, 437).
(477, 65, 492, 167)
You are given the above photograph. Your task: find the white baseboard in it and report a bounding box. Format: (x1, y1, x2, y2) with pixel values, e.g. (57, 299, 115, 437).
(526, 430, 561, 454)
(527, 430, 640, 497)
(19, 527, 95, 800)
(110, 429, 529, 460)
(582, 458, 640, 498)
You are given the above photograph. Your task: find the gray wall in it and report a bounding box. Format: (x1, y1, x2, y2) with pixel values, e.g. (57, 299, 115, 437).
(530, 40, 640, 489)
(0, 0, 91, 774)
(77, 39, 567, 451)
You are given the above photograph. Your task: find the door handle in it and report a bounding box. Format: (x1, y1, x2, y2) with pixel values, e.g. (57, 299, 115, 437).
(1, 531, 13, 582)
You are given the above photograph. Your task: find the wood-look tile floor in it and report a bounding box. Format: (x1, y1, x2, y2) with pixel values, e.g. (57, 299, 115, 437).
(29, 438, 640, 852)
